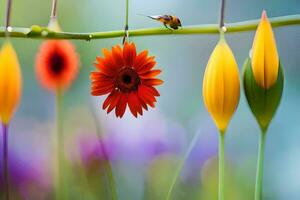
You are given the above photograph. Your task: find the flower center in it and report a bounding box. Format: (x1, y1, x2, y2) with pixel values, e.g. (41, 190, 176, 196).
(116, 67, 140, 93)
(49, 52, 65, 75)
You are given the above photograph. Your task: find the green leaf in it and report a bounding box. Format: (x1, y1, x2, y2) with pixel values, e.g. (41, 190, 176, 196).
(243, 57, 284, 132)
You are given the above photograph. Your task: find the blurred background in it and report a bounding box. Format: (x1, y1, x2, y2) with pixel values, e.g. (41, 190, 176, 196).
(0, 0, 299, 199)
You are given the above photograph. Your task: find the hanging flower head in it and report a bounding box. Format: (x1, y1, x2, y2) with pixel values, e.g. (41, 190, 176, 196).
(0, 42, 22, 124)
(35, 40, 79, 91)
(243, 10, 283, 132)
(90, 42, 163, 118)
(202, 35, 240, 132)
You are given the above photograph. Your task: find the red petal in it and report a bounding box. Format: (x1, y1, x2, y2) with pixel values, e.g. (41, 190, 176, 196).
(91, 82, 114, 90)
(107, 91, 122, 114)
(103, 91, 117, 110)
(128, 92, 143, 117)
(116, 94, 128, 118)
(138, 86, 156, 108)
(92, 79, 114, 86)
(94, 57, 116, 76)
(101, 49, 120, 70)
(102, 48, 112, 60)
(141, 85, 160, 97)
(112, 45, 124, 67)
(91, 84, 114, 96)
(138, 95, 148, 111)
(143, 79, 164, 86)
(137, 60, 156, 74)
(139, 69, 161, 78)
(133, 50, 148, 70)
(123, 42, 137, 67)
(90, 72, 112, 81)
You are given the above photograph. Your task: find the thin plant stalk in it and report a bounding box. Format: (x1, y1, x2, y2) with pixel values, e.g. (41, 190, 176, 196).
(122, 0, 129, 44)
(165, 131, 201, 200)
(51, 0, 58, 19)
(89, 100, 118, 200)
(219, 0, 226, 28)
(218, 132, 225, 200)
(125, 0, 129, 28)
(255, 131, 267, 200)
(218, 0, 226, 199)
(103, 152, 118, 200)
(55, 89, 65, 200)
(5, 0, 12, 37)
(2, 124, 9, 200)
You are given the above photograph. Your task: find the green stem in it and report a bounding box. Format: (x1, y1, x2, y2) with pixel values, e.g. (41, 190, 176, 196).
(55, 89, 66, 200)
(106, 163, 118, 200)
(0, 14, 299, 40)
(125, 0, 129, 28)
(255, 132, 267, 200)
(88, 101, 118, 200)
(218, 132, 225, 200)
(165, 131, 200, 200)
(122, 0, 129, 44)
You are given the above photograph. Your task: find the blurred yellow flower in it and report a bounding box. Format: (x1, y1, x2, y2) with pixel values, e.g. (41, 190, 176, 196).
(0, 42, 22, 124)
(203, 35, 240, 132)
(251, 10, 279, 89)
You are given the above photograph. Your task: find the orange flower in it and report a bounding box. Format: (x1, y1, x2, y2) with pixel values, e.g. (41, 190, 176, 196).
(90, 42, 163, 118)
(35, 40, 79, 91)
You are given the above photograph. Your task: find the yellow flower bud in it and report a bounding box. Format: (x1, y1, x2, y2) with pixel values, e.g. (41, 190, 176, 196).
(203, 36, 240, 132)
(0, 42, 22, 124)
(251, 10, 279, 89)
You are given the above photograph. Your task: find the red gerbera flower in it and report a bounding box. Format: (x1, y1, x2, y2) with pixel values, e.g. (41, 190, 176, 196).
(35, 40, 79, 91)
(90, 42, 163, 118)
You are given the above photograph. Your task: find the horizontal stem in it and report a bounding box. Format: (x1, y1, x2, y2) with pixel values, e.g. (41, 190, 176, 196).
(0, 14, 299, 40)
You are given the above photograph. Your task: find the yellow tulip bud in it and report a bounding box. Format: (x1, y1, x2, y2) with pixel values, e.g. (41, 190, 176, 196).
(203, 35, 240, 132)
(251, 10, 279, 89)
(0, 42, 22, 124)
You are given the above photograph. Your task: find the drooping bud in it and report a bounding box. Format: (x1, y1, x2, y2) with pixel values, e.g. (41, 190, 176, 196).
(203, 35, 240, 132)
(0, 42, 22, 124)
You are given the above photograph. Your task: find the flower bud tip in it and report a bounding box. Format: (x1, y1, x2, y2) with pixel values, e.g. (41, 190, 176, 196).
(262, 10, 267, 20)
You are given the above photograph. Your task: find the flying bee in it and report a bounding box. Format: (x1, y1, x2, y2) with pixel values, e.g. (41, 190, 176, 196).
(146, 15, 182, 30)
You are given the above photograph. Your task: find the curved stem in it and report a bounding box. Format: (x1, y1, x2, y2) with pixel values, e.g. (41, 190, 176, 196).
(218, 132, 225, 200)
(255, 132, 267, 200)
(88, 100, 118, 200)
(0, 14, 299, 40)
(165, 131, 200, 200)
(55, 89, 65, 200)
(2, 124, 9, 200)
